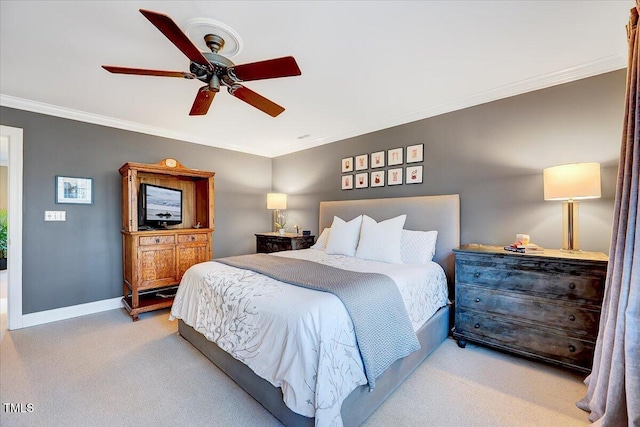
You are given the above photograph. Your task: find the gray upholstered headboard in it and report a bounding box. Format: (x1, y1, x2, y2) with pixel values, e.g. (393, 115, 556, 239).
(319, 194, 460, 284)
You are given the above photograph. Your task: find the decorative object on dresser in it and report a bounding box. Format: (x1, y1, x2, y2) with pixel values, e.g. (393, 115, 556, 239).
(267, 192, 287, 233)
(255, 232, 314, 253)
(543, 162, 601, 251)
(119, 158, 215, 321)
(452, 244, 608, 373)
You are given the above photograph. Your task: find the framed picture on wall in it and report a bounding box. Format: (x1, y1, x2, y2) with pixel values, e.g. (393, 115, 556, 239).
(355, 173, 368, 188)
(341, 157, 354, 173)
(406, 165, 423, 184)
(355, 154, 368, 171)
(387, 148, 403, 166)
(387, 168, 403, 186)
(371, 151, 385, 168)
(406, 144, 424, 163)
(56, 176, 93, 204)
(342, 175, 354, 190)
(371, 171, 385, 187)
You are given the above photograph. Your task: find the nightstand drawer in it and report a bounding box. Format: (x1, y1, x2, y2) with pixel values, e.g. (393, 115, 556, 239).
(456, 284, 600, 336)
(455, 256, 604, 303)
(456, 310, 595, 369)
(255, 233, 315, 254)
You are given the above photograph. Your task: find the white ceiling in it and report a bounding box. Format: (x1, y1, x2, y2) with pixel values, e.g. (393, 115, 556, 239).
(0, 1, 633, 158)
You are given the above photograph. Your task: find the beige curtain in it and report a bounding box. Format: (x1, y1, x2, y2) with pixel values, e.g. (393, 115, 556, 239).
(577, 3, 640, 426)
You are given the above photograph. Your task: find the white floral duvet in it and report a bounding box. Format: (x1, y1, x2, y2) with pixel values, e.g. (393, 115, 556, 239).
(170, 249, 448, 427)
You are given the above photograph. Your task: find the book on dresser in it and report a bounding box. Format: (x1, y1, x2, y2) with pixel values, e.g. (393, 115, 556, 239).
(452, 244, 608, 373)
(503, 243, 544, 253)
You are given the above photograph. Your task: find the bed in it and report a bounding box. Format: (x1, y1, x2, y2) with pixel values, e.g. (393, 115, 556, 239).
(171, 194, 460, 426)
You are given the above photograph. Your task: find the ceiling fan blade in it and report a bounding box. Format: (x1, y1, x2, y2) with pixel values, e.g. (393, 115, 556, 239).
(228, 85, 285, 117)
(139, 9, 212, 67)
(228, 56, 301, 82)
(190, 86, 217, 116)
(102, 65, 196, 79)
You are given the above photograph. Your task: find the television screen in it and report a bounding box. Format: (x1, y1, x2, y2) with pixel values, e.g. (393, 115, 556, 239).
(140, 184, 182, 228)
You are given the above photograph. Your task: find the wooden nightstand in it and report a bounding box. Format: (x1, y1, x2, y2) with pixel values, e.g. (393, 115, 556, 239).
(255, 232, 315, 254)
(452, 244, 608, 373)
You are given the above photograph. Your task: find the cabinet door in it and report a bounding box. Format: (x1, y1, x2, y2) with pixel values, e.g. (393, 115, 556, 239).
(176, 242, 210, 280)
(137, 245, 177, 289)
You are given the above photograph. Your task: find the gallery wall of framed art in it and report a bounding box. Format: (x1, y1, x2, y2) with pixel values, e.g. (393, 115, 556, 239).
(341, 143, 424, 190)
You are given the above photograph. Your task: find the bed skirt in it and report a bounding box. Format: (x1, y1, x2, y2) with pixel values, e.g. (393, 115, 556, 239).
(177, 303, 451, 426)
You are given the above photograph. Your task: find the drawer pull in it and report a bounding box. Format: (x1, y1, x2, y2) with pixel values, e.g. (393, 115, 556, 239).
(569, 315, 576, 321)
(568, 344, 576, 353)
(473, 272, 481, 278)
(569, 283, 576, 290)
(155, 238, 160, 244)
(191, 236, 195, 241)
(474, 323, 481, 329)
(474, 298, 481, 303)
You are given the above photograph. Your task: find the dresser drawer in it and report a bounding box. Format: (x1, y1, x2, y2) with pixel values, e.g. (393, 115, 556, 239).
(455, 309, 595, 369)
(455, 256, 604, 303)
(139, 235, 176, 246)
(178, 233, 208, 244)
(456, 284, 600, 337)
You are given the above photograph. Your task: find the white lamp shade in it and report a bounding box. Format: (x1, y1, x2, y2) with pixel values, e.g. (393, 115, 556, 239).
(543, 163, 601, 201)
(267, 193, 287, 210)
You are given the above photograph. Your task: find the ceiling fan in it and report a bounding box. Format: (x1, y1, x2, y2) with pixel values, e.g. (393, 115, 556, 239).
(102, 9, 301, 117)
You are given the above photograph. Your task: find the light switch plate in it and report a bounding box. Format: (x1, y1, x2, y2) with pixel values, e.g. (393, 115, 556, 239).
(45, 211, 66, 221)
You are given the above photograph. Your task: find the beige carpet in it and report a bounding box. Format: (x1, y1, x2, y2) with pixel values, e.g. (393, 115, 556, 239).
(0, 308, 590, 426)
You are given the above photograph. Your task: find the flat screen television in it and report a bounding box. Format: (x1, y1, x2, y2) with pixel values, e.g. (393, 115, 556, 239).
(138, 183, 183, 229)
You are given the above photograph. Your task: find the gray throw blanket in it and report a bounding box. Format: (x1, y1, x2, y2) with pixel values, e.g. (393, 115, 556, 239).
(215, 253, 420, 390)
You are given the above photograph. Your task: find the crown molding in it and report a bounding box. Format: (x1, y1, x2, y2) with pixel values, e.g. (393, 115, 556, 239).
(268, 55, 627, 157)
(2, 55, 626, 159)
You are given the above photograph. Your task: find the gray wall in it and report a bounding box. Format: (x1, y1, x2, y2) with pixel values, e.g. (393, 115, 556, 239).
(273, 70, 626, 254)
(1, 107, 273, 314)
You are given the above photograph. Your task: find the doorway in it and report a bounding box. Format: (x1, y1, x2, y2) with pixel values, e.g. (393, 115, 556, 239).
(0, 125, 24, 334)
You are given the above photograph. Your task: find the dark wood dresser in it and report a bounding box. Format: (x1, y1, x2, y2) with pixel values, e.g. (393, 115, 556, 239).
(452, 244, 608, 373)
(255, 232, 315, 254)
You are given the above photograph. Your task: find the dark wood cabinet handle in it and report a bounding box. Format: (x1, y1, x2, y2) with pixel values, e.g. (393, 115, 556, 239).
(155, 238, 160, 243)
(474, 298, 481, 303)
(569, 283, 576, 289)
(191, 236, 195, 241)
(569, 315, 576, 321)
(474, 323, 481, 329)
(568, 345, 576, 353)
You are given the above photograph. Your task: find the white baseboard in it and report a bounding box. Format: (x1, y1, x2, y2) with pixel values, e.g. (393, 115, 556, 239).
(20, 297, 124, 329)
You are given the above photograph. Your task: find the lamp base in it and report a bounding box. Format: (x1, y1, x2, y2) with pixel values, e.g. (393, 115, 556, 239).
(561, 200, 580, 251)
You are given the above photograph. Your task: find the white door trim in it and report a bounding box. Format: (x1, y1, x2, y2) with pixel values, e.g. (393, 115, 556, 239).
(1, 125, 24, 330)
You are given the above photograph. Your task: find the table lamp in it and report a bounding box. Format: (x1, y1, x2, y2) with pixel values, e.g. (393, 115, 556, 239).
(267, 193, 287, 232)
(543, 162, 601, 251)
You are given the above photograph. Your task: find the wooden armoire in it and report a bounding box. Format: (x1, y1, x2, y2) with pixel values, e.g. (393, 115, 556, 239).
(119, 158, 215, 320)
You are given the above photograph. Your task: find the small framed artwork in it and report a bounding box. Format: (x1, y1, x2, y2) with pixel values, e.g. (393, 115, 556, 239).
(371, 151, 385, 169)
(387, 147, 403, 166)
(406, 144, 424, 163)
(355, 173, 368, 188)
(355, 154, 368, 171)
(406, 165, 424, 184)
(387, 168, 403, 186)
(341, 175, 354, 190)
(341, 157, 354, 173)
(371, 171, 385, 187)
(56, 176, 93, 204)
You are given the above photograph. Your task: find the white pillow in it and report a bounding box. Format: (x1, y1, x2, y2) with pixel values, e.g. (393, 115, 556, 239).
(401, 229, 438, 264)
(311, 228, 330, 250)
(355, 215, 406, 263)
(325, 216, 363, 256)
